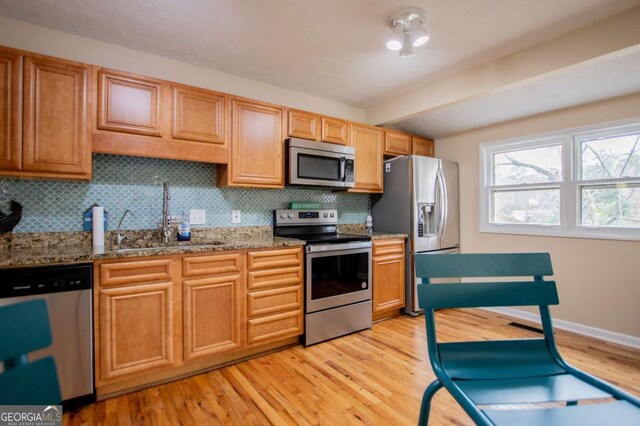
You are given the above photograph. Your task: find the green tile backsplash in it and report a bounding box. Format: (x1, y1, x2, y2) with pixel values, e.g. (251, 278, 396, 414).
(0, 154, 370, 233)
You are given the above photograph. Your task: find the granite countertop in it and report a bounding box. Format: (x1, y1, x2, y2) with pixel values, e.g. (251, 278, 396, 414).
(0, 225, 406, 268)
(0, 227, 304, 268)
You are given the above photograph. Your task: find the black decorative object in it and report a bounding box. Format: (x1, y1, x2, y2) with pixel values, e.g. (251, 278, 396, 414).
(0, 201, 22, 233)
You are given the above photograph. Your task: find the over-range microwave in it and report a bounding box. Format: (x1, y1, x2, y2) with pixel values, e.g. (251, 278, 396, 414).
(287, 138, 355, 189)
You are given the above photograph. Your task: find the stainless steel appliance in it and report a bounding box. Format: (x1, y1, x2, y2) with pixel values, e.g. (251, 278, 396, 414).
(287, 138, 355, 188)
(0, 264, 94, 407)
(274, 209, 372, 345)
(372, 156, 460, 315)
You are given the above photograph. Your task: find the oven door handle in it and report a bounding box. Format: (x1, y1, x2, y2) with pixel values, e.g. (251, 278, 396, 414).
(306, 241, 372, 253)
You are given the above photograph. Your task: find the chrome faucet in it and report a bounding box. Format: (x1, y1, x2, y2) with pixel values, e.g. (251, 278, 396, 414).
(161, 182, 172, 243)
(116, 209, 133, 245)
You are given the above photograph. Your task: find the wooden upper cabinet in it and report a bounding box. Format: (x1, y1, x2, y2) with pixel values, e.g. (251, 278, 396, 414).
(321, 116, 349, 146)
(384, 130, 412, 156)
(287, 109, 320, 141)
(0, 48, 22, 171)
(97, 69, 162, 137)
(22, 55, 91, 178)
(218, 97, 285, 188)
(172, 86, 227, 145)
(349, 123, 384, 193)
(412, 137, 434, 157)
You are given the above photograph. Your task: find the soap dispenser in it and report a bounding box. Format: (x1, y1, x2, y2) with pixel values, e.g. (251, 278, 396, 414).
(177, 212, 191, 242)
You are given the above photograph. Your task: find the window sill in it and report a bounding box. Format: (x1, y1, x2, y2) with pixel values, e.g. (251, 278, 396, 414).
(479, 224, 640, 242)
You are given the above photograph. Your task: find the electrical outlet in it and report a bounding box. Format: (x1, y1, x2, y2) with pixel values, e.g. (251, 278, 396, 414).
(232, 210, 241, 224)
(189, 209, 206, 225)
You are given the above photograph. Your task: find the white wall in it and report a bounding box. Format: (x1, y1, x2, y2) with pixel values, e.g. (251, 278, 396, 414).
(0, 15, 365, 122)
(435, 94, 640, 337)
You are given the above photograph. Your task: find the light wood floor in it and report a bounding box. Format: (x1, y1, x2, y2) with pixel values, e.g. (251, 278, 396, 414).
(64, 309, 640, 425)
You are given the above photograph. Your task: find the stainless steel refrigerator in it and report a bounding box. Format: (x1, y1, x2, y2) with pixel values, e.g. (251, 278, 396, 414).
(372, 156, 460, 315)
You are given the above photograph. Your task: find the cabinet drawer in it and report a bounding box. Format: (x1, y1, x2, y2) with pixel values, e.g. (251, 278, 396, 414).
(247, 247, 302, 270)
(99, 259, 173, 287)
(247, 266, 302, 291)
(373, 239, 405, 257)
(247, 310, 303, 345)
(182, 253, 242, 277)
(248, 285, 302, 317)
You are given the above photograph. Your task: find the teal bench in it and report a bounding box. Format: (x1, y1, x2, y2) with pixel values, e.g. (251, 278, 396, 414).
(415, 252, 640, 425)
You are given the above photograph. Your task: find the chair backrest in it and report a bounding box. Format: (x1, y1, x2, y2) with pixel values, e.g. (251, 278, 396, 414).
(0, 299, 61, 405)
(415, 253, 558, 310)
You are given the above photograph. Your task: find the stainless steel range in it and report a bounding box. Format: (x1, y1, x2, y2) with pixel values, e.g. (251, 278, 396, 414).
(274, 209, 372, 346)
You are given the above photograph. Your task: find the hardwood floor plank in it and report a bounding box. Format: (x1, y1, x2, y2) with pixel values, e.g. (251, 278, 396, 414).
(63, 309, 640, 425)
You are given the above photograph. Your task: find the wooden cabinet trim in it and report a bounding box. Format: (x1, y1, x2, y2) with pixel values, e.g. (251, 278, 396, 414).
(99, 281, 174, 381)
(0, 48, 22, 171)
(97, 70, 162, 137)
(183, 274, 243, 360)
(182, 252, 242, 278)
(99, 258, 173, 287)
(287, 109, 320, 141)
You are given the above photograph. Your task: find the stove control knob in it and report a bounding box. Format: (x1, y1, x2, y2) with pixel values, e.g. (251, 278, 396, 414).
(324, 213, 328, 218)
(288, 213, 293, 219)
(330, 213, 335, 218)
(280, 213, 286, 219)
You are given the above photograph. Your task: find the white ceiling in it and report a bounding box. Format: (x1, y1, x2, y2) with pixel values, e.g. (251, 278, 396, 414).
(394, 48, 640, 138)
(0, 0, 638, 108)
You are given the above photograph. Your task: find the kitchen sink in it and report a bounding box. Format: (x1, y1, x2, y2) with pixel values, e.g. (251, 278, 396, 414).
(111, 241, 225, 253)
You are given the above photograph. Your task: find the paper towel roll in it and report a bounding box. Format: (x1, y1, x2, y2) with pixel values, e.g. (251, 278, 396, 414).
(93, 206, 105, 247)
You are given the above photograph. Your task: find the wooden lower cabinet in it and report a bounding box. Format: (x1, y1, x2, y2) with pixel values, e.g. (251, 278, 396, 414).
(95, 246, 303, 396)
(372, 239, 406, 320)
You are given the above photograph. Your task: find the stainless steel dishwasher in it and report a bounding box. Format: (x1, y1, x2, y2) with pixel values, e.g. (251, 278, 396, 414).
(0, 263, 95, 407)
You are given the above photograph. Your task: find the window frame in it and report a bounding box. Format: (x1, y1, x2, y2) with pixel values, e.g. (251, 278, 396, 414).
(480, 118, 640, 241)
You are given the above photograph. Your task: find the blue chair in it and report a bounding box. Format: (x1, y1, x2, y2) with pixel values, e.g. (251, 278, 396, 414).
(415, 252, 640, 426)
(0, 299, 62, 405)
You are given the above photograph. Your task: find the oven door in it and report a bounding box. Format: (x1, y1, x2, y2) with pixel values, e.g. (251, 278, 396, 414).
(289, 146, 354, 188)
(305, 242, 372, 313)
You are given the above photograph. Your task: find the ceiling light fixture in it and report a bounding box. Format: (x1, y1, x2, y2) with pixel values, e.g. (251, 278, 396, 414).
(386, 7, 429, 57)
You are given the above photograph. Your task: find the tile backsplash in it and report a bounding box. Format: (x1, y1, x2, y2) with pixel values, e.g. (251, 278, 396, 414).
(0, 154, 370, 233)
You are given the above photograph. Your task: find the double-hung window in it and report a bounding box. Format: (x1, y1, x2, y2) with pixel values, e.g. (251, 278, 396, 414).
(480, 121, 640, 241)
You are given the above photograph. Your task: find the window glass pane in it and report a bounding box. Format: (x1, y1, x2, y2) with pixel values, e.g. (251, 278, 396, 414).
(493, 189, 560, 225)
(493, 145, 562, 185)
(581, 184, 640, 228)
(580, 132, 640, 180)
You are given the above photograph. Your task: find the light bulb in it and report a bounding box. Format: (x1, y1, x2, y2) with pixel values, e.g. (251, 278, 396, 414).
(412, 29, 429, 47)
(386, 31, 403, 51)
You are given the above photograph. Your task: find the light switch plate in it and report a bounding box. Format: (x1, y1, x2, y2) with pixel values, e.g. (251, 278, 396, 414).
(232, 210, 241, 224)
(189, 209, 206, 225)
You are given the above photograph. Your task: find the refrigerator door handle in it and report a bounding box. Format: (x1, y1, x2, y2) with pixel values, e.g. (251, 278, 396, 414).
(436, 168, 448, 240)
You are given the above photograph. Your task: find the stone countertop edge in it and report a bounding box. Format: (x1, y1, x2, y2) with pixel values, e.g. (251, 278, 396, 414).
(0, 237, 306, 268)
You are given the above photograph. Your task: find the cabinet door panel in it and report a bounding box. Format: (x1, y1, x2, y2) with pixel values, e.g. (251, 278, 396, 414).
(412, 137, 434, 157)
(183, 275, 242, 360)
(247, 310, 302, 345)
(349, 123, 383, 193)
(321, 117, 349, 146)
(99, 282, 174, 380)
(373, 255, 405, 313)
(288, 109, 319, 140)
(229, 97, 284, 187)
(0, 49, 22, 171)
(172, 86, 226, 144)
(97, 70, 161, 137)
(23, 56, 90, 176)
(384, 130, 411, 156)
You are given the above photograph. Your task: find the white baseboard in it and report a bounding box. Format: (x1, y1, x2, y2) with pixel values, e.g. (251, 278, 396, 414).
(483, 307, 640, 350)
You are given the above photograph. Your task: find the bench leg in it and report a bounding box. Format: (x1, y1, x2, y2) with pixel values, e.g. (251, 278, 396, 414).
(418, 380, 443, 425)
